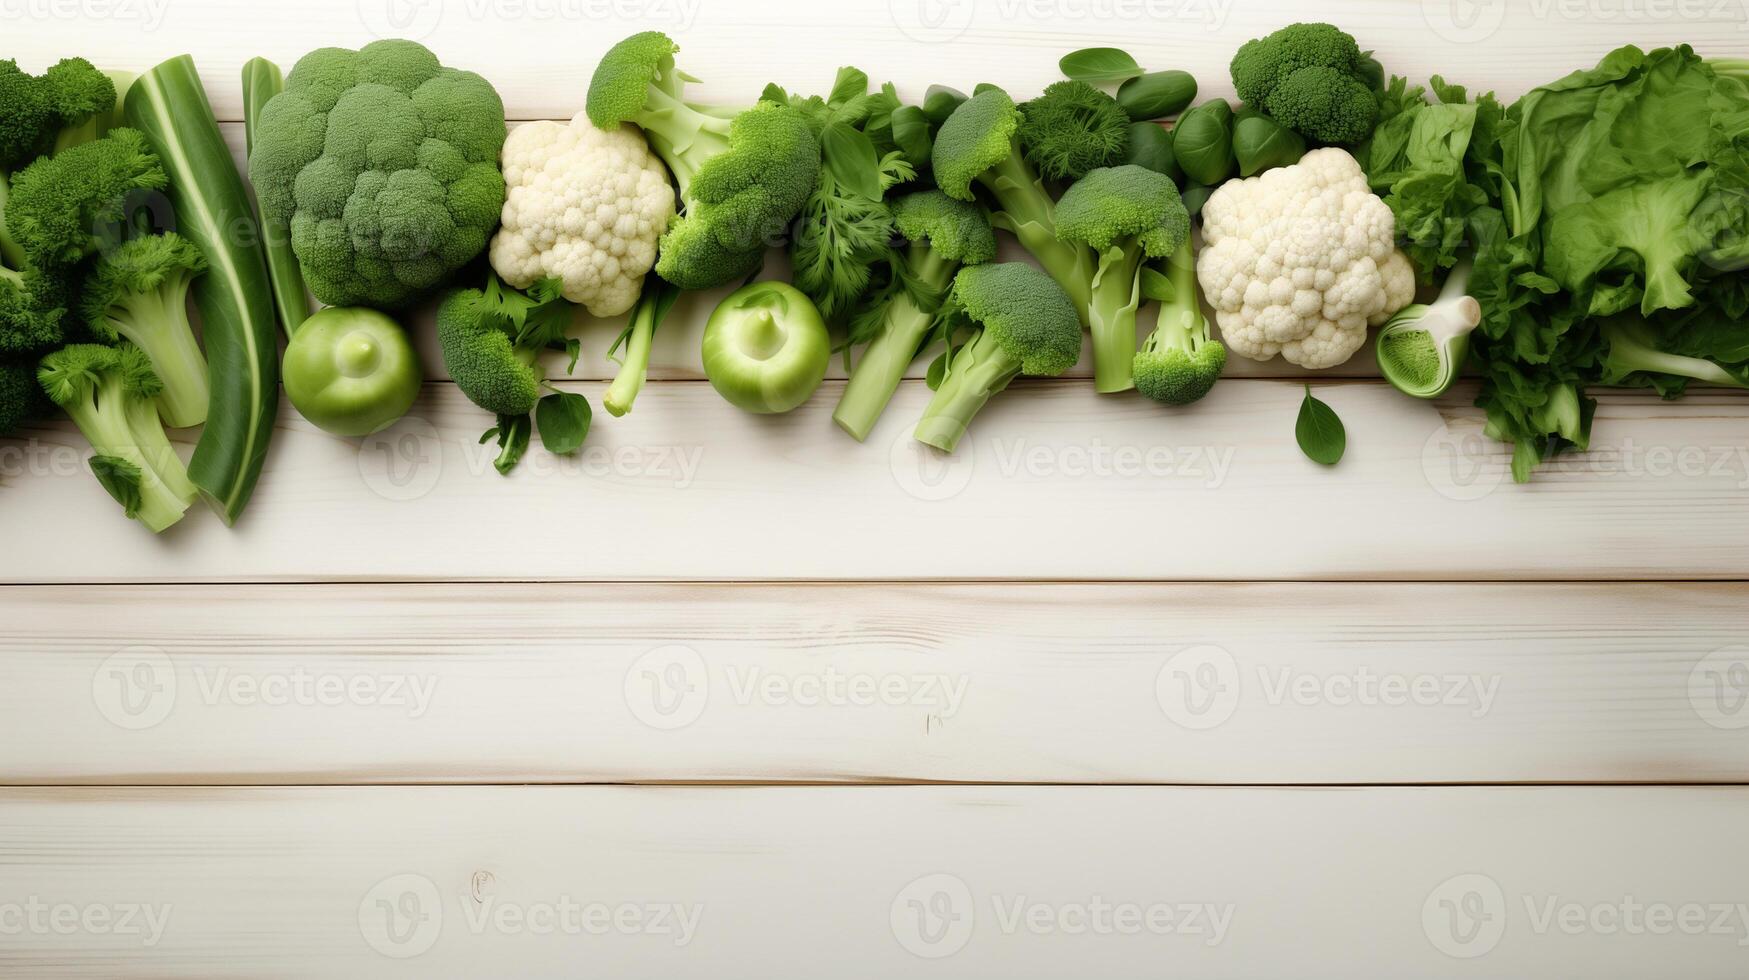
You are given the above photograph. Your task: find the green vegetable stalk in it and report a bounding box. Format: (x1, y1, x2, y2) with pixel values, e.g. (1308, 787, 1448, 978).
(1375, 260, 1480, 400)
(126, 55, 280, 525)
(241, 57, 310, 336)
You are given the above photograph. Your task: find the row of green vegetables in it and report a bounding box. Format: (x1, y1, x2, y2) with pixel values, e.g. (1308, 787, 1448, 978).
(1, 23, 1746, 532)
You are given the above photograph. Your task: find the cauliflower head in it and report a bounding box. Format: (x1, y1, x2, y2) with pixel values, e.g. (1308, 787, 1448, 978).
(490, 115, 675, 318)
(249, 40, 508, 309)
(1197, 147, 1414, 369)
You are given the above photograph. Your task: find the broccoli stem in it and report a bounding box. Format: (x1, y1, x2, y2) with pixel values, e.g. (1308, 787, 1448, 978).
(1603, 317, 1749, 389)
(636, 86, 737, 202)
(913, 326, 1023, 454)
(103, 284, 211, 429)
(65, 377, 192, 532)
(1087, 243, 1146, 393)
(1144, 240, 1202, 355)
(833, 247, 957, 442)
(604, 287, 664, 418)
(979, 146, 1094, 320)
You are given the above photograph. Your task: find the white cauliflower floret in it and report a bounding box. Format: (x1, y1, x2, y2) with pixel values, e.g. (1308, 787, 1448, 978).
(490, 115, 676, 318)
(1196, 147, 1416, 369)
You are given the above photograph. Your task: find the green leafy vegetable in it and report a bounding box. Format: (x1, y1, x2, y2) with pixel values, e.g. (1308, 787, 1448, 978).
(1059, 48, 1143, 85)
(1124, 122, 1180, 182)
(1170, 100, 1234, 187)
(1233, 113, 1306, 176)
(1018, 81, 1132, 182)
(1117, 71, 1197, 122)
(535, 391, 592, 455)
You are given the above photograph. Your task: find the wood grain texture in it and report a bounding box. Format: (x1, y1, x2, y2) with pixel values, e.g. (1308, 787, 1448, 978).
(1, 785, 1746, 978)
(5, 379, 1749, 583)
(3, 582, 1746, 785)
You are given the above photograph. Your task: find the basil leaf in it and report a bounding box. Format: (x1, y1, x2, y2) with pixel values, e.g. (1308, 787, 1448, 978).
(891, 105, 933, 167)
(1059, 47, 1143, 85)
(1295, 386, 1347, 466)
(822, 121, 883, 201)
(536, 392, 592, 456)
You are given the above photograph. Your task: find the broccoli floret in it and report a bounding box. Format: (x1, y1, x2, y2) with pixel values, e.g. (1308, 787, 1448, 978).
(249, 40, 508, 309)
(437, 275, 579, 419)
(652, 101, 820, 291)
(1055, 165, 1191, 393)
(1017, 81, 1131, 183)
(1229, 22, 1379, 145)
(932, 87, 1096, 327)
(80, 233, 210, 428)
(833, 190, 997, 441)
(0, 265, 69, 355)
(588, 32, 743, 199)
(37, 343, 195, 532)
(1135, 240, 1226, 406)
(4, 128, 165, 267)
(0, 58, 117, 170)
(913, 262, 1082, 453)
(0, 354, 48, 434)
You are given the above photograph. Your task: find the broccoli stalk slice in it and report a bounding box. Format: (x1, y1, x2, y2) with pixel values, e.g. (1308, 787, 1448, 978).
(1376, 260, 1480, 400)
(1600, 316, 1749, 391)
(88, 272, 210, 428)
(1085, 241, 1147, 394)
(833, 246, 958, 442)
(914, 326, 1022, 454)
(604, 276, 682, 417)
(979, 146, 1095, 321)
(1134, 240, 1226, 406)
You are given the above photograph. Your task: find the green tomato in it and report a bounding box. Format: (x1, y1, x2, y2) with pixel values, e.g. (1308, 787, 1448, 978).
(702, 282, 830, 415)
(283, 307, 422, 437)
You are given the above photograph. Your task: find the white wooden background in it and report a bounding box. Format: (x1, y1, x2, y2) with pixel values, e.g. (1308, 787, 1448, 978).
(4, 1, 1749, 976)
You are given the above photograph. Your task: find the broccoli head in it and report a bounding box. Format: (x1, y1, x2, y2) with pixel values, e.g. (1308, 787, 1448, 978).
(1229, 22, 1379, 145)
(81, 233, 210, 428)
(913, 262, 1082, 453)
(0, 57, 117, 169)
(586, 31, 738, 197)
(0, 354, 48, 435)
(0, 265, 70, 355)
(1055, 164, 1191, 392)
(37, 343, 196, 532)
(890, 189, 997, 266)
(1134, 240, 1225, 406)
(4, 127, 165, 267)
(653, 101, 820, 291)
(437, 275, 577, 419)
(249, 39, 508, 309)
(1017, 81, 1131, 183)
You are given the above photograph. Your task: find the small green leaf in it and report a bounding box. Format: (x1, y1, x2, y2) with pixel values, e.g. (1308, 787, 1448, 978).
(1116, 70, 1197, 121)
(1059, 47, 1143, 85)
(822, 121, 883, 201)
(1296, 386, 1347, 466)
(490, 414, 532, 476)
(891, 105, 933, 167)
(828, 67, 870, 107)
(1139, 266, 1175, 304)
(536, 392, 592, 456)
(759, 82, 789, 105)
(925, 351, 950, 391)
(89, 455, 144, 518)
(921, 86, 968, 125)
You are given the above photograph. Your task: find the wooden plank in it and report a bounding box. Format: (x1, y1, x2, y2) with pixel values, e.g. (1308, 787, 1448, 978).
(0, 785, 1745, 977)
(3, 582, 1746, 785)
(10, 0, 1744, 121)
(5, 379, 1749, 583)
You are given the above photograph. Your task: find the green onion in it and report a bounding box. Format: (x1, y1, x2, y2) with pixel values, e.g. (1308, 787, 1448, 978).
(241, 58, 311, 336)
(125, 56, 280, 525)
